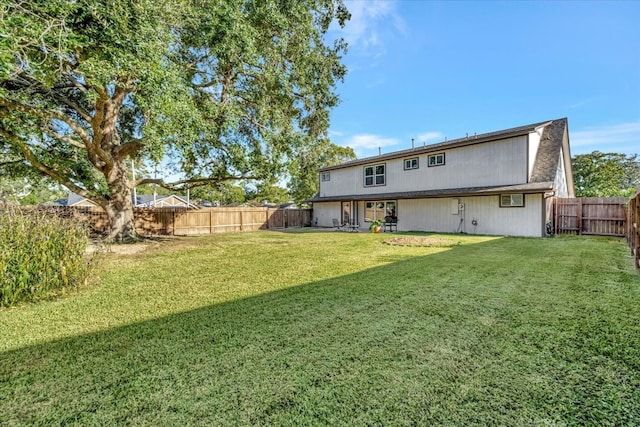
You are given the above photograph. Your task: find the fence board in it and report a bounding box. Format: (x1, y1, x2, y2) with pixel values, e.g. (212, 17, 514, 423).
(627, 190, 640, 269)
(553, 197, 627, 237)
(42, 206, 312, 236)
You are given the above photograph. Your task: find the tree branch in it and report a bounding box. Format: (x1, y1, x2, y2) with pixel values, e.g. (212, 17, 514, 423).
(41, 125, 86, 149)
(115, 138, 144, 158)
(0, 97, 93, 146)
(0, 127, 106, 205)
(137, 175, 258, 191)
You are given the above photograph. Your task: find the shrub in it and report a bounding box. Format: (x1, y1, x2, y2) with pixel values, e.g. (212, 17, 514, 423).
(0, 208, 99, 307)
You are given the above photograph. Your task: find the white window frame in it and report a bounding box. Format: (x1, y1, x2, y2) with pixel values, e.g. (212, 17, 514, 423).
(428, 153, 445, 167)
(500, 194, 524, 207)
(404, 157, 419, 170)
(364, 200, 397, 222)
(364, 163, 386, 187)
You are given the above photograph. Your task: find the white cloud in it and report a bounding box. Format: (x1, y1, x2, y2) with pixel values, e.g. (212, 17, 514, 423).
(569, 99, 592, 109)
(341, 134, 398, 151)
(337, 1, 405, 55)
(571, 121, 640, 147)
(416, 131, 444, 144)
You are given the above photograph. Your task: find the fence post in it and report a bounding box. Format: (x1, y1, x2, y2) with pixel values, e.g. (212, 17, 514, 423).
(635, 197, 640, 268)
(577, 198, 583, 235)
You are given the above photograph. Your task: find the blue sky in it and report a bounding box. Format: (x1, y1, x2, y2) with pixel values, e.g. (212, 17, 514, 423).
(328, 0, 640, 158)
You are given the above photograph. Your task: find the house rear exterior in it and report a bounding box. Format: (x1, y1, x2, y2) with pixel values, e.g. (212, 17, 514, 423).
(310, 118, 575, 237)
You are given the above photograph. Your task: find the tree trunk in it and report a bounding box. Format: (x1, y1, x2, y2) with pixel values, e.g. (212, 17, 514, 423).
(104, 161, 137, 242)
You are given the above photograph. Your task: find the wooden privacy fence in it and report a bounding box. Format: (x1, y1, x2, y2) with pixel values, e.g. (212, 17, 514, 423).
(627, 190, 640, 269)
(553, 197, 627, 237)
(50, 206, 312, 236)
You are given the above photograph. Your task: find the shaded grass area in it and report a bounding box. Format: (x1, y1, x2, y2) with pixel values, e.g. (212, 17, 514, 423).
(1, 231, 639, 425)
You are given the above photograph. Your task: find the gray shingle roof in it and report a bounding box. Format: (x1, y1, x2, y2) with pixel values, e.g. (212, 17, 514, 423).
(530, 118, 567, 183)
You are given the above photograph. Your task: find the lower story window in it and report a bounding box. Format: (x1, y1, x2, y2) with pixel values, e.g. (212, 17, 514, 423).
(365, 200, 396, 221)
(500, 194, 524, 207)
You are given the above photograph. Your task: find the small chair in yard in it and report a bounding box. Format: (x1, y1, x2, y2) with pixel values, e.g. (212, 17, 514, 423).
(332, 218, 344, 231)
(384, 216, 397, 232)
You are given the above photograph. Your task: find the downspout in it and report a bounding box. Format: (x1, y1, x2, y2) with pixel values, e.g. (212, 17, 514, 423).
(544, 190, 556, 236)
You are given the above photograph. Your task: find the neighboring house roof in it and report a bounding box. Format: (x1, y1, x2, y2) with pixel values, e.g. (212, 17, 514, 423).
(66, 192, 99, 207)
(60, 192, 197, 208)
(310, 118, 572, 204)
(134, 194, 197, 208)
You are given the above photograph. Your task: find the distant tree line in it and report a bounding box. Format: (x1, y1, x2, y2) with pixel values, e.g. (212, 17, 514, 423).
(572, 151, 640, 198)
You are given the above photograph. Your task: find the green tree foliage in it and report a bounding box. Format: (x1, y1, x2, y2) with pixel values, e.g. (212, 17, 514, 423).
(188, 182, 247, 206)
(0, 176, 65, 205)
(572, 151, 640, 197)
(0, 0, 349, 240)
(288, 139, 355, 205)
(246, 180, 291, 205)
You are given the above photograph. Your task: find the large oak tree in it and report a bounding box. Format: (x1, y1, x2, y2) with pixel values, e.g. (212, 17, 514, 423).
(0, 0, 349, 240)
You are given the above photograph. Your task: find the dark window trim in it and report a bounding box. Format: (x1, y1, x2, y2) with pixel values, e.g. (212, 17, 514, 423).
(404, 157, 419, 170)
(427, 153, 445, 167)
(321, 172, 330, 182)
(499, 194, 525, 208)
(363, 163, 387, 187)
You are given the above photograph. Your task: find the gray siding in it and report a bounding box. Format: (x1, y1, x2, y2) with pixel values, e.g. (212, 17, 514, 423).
(399, 194, 544, 237)
(319, 136, 529, 198)
(312, 202, 341, 228)
(313, 194, 545, 237)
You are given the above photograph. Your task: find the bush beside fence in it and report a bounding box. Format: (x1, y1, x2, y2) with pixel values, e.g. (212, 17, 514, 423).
(0, 208, 98, 307)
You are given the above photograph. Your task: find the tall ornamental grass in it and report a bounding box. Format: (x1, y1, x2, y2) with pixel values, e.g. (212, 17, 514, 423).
(0, 208, 98, 307)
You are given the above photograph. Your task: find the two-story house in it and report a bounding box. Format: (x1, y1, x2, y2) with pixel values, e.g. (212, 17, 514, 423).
(309, 118, 575, 237)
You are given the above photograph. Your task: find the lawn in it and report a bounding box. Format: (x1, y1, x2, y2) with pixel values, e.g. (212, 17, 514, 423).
(1, 231, 639, 425)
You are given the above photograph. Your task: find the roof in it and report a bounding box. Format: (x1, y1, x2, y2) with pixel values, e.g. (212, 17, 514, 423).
(319, 118, 565, 172)
(308, 182, 554, 203)
(529, 118, 570, 183)
(62, 192, 196, 207)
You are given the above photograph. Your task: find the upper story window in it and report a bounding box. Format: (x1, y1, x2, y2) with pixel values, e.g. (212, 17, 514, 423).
(428, 153, 445, 167)
(500, 194, 524, 207)
(364, 164, 386, 187)
(321, 172, 330, 182)
(404, 157, 419, 170)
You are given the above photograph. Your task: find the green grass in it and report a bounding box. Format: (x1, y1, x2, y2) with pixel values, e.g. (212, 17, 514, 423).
(1, 231, 639, 425)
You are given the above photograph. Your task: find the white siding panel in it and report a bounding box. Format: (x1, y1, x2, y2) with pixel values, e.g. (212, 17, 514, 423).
(399, 194, 543, 237)
(312, 202, 341, 228)
(320, 136, 529, 197)
(528, 131, 540, 180)
(554, 149, 569, 198)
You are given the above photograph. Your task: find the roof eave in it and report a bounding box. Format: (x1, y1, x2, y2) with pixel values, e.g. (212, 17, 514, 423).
(308, 182, 554, 203)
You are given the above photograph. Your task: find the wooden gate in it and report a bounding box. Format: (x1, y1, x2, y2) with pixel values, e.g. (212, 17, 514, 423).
(553, 197, 627, 236)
